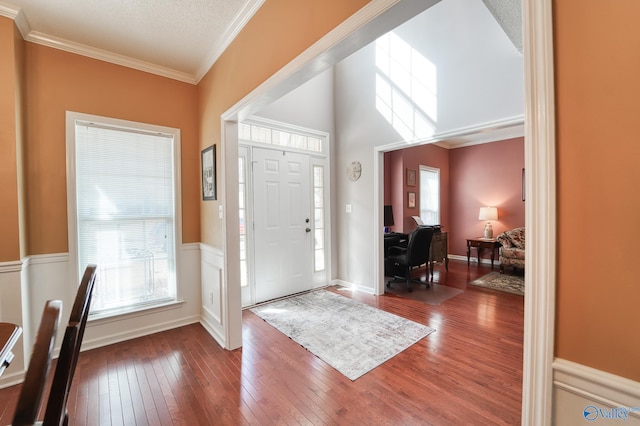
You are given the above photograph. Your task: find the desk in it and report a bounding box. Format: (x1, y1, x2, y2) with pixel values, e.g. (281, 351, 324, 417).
(466, 237, 500, 269)
(384, 231, 448, 277)
(0, 322, 22, 377)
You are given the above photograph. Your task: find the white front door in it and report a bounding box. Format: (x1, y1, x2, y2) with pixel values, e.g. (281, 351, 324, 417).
(252, 147, 313, 303)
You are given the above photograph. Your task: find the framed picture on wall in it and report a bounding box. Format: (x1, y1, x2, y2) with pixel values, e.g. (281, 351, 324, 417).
(408, 191, 416, 208)
(406, 168, 417, 186)
(201, 145, 216, 200)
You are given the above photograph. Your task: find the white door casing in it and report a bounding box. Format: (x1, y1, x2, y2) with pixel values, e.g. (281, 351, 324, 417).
(252, 147, 313, 303)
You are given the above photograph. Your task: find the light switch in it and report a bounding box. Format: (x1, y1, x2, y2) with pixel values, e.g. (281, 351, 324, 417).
(345, 204, 352, 213)
(218, 205, 223, 219)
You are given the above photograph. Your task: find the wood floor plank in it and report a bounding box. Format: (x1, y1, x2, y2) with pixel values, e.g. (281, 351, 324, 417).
(0, 260, 523, 425)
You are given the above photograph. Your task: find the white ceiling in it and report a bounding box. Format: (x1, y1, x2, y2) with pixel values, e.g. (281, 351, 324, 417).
(0, 0, 264, 84)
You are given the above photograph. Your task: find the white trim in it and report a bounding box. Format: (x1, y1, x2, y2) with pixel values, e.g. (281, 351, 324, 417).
(1, 0, 264, 85)
(0, 1, 30, 38)
(446, 254, 499, 266)
(521, 0, 556, 424)
(26, 252, 69, 265)
(553, 359, 640, 416)
(220, 120, 243, 350)
(331, 279, 376, 295)
(25, 31, 197, 84)
(381, 116, 525, 152)
(82, 308, 199, 352)
(0, 259, 23, 273)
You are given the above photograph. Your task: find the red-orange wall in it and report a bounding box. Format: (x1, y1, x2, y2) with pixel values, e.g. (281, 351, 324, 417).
(22, 44, 200, 254)
(555, 0, 640, 380)
(384, 138, 524, 259)
(384, 143, 450, 234)
(449, 138, 525, 257)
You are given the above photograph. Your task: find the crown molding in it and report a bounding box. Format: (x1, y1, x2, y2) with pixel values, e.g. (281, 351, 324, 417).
(1, 0, 266, 85)
(25, 31, 198, 84)
(195, 0, 265, 83)
(433, 116, 525, 149)
(0, 1, 30, 38)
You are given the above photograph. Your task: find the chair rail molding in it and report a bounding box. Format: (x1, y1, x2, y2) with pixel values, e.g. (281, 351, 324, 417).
(553, 359, 640, 424)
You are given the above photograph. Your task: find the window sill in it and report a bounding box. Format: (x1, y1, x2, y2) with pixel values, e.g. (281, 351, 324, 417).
(87, 299, 186, 326)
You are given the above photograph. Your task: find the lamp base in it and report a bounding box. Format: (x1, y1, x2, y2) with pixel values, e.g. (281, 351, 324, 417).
(483, 222, 493, 239)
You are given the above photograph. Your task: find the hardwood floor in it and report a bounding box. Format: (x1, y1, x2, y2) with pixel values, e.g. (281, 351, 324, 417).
(0, 260, 523, 425)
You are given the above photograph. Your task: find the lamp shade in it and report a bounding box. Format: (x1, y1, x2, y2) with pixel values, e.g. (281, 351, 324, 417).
(384, 205, 395, 227)
(478, 206, 498, 221)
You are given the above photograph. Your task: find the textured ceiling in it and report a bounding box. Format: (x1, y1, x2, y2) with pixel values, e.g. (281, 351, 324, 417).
(482, 0, 522, 52)
(0, 0, 262, 83)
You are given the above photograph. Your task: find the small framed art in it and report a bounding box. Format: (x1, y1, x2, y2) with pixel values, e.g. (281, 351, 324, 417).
(406, 168, 417, 186)
(201, 145, 216, 201)
(408, 191, 416, 208)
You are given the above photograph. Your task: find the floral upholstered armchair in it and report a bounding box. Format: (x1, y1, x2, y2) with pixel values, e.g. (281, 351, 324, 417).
(496, 227, 525, 273)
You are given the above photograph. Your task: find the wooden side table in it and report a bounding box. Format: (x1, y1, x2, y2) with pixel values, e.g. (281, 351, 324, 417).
(466, 237, 500, 269)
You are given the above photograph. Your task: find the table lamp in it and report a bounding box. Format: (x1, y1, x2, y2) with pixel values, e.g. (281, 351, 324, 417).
(479, 206, 498, 238)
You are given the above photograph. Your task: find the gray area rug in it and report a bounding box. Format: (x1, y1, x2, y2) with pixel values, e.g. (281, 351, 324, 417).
(384, 282, 463, 305)
(250, 290, 434, 380)
(469, 271, 525, 296)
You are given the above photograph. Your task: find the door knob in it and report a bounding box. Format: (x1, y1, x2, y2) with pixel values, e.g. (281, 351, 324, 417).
(306, 228, 311, 233)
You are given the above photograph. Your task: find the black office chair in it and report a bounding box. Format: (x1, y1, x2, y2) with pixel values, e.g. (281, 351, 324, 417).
(386, 227, 434, 292)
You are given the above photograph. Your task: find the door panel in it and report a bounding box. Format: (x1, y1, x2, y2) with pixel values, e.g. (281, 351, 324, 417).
(253, 147, 312, 303)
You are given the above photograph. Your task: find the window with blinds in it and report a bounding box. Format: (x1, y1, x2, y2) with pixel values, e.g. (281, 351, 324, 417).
(419, 165, 440, 226)
(68, 113, 180, 316)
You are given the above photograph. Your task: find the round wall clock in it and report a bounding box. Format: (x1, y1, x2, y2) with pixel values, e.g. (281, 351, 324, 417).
(347, 161, 362, 181)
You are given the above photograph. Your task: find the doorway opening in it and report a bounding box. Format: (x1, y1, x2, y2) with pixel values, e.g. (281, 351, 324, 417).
(219, 0, 556, 422)
(237, 119, 330, 307)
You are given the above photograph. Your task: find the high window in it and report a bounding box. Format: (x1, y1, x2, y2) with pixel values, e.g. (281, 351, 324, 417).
(419, 166, 440, 225)
(67, 112, 181, 317)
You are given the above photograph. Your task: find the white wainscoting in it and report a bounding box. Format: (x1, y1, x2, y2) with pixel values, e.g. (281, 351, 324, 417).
(0, 244, 202, 388)
(0, 259, 27, 388)
(553, 359, 640, 424)
(199, 243, 226, 347)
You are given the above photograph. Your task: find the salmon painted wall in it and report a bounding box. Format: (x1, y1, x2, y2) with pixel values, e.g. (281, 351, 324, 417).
(384, 144, 450, 234)
(555, 0, 640, 380)
(23, 44, 200, 254)
(384, 138, 523, 258)
(449, 138, 524, 257)
(383, 150, 404, 233)
(197, 0, 369, 248)
(0, 18, 21, 261)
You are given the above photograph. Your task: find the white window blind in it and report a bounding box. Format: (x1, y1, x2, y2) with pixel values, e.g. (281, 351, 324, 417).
(74, 120, 177, 315)
(419, 166, 440, 226)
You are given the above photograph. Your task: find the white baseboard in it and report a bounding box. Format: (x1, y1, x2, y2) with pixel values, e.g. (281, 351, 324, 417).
(553, 358, 640, 424)
(447, 254, 501, 266)
(331, 279, 376, 295)
(83, 314, 200, 351)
